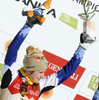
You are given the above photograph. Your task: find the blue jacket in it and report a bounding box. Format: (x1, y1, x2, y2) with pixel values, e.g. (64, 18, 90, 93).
(92, 88, 99, 100)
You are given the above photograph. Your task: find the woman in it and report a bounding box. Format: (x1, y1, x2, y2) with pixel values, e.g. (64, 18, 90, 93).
(0, 2, 95, 100)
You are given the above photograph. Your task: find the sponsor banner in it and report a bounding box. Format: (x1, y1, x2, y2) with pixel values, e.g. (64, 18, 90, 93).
(88, 75, 98, 92)
(74, 94, 90, 100)
(59, 13, 78, 30)
(79, 71, 98, 98)
(0, 0, 99, 99)
(0, 63, 3, 82)
(72, 0, 99, 13)
(43, 50, 85, 89)
(63, 66, 85, 89)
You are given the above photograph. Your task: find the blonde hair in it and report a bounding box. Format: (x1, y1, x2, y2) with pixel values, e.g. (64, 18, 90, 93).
(26, 46, 41, 56)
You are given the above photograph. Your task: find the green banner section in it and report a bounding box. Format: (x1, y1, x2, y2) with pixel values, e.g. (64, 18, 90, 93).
(59, 13, 78, 30)
(88, 75, 98, 91)
(0, 63, 3, 82)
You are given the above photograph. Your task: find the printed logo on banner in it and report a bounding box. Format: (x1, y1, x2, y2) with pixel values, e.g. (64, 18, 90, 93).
(59, 13, 78, 30)
(4, 40, 12, 52)
(4, 39, 20, 53)
(40, 89, 53, 99)
(88, 75, 98, 91)
(43, 50, 85, 89)
(0, 63, 3, 82)
(72, 0, 99, 13)
(63, 66, 85, 89)
(74, 94, 90, 100)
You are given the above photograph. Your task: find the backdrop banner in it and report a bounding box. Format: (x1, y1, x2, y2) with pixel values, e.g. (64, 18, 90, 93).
(0, 0, 99, 100)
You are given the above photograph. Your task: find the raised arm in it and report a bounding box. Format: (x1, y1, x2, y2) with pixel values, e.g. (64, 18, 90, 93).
(39, 31, 96, 95)
(4, 24, 31, 67)
(39, 46, 85, 94)
(57, 46, 85, 85)
(1, 6, 46, 89)
(1, 24, 32, 88)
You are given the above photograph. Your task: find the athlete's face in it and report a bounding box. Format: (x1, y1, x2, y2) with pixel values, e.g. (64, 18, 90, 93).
(28, 70, 46, 83)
